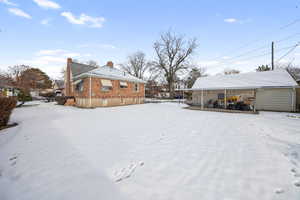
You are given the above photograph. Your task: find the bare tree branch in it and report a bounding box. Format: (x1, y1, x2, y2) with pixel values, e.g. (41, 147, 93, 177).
(152, 30, 197, 97)
(120, 51, 151, 80)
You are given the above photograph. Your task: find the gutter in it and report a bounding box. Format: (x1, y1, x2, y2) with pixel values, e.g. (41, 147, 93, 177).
(177, 86, 298, 91)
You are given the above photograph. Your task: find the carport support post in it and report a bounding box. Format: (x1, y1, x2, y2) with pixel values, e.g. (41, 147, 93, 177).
(89, 76, 92, 108)
(224, 89, 227, 109)
(201, 89, 204, 109)
(253, 89, 256, 112)
(292, 87, 296, 112)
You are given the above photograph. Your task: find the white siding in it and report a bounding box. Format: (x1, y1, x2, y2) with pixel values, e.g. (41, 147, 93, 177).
(255, 88, 295, 112)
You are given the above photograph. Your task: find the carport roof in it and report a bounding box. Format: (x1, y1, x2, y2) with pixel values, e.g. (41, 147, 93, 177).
(192, 69, 298, 90)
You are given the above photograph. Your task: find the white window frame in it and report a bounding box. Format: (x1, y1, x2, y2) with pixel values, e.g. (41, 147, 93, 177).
(101, 79, 113, 91)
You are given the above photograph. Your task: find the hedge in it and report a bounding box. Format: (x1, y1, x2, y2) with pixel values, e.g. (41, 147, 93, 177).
(0, 97, 17, 127)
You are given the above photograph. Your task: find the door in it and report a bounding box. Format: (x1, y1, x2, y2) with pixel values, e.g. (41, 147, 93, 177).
(256, 88, 294, 111)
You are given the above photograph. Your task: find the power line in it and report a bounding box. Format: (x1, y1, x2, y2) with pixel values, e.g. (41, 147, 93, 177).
(205, 17, 300, 62)
(209, 43, 300, 67)
(206, 32, 300, 62)
(280, 18, 300, 30)
(275, 42, 300, 63)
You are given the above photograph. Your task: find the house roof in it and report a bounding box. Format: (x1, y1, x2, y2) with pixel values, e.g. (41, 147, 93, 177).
(70, 62, 98, 77)
(192, 69, 298, 90)
(74, 65, 146, 83)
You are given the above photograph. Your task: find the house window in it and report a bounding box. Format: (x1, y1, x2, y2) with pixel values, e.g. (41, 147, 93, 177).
(133, 83, 139, 92)
(75, 80, 84, 92)
(120, 81, 128, 88)
(101, 79, 113, 91)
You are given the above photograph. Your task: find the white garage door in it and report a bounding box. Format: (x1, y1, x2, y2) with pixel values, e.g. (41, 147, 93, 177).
(256, 88, 294, 111)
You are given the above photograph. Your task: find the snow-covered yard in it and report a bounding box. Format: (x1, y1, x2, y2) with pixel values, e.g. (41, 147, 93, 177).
(0, 102, 300, 200)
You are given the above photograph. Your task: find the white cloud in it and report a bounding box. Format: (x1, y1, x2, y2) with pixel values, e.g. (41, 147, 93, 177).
(78, 43, 116, 49)
(233, 61, 249, 65)
(61, 12, 105, 28)
(21, 50, 91, 78)
(33, 0, 60, 9)
(63, 53, 81, 58)
(41, 18, 51, 25)
(224, 18, 237, 23)
(198, 60, 219, 66)
(36, 49, 66, 56)
(22, 56, 66, 65)
(222, 56, 231, 60)
(35, 49, 88, 60)
(0, 0, 17, 6)
(8, 8, 32, 19)
(224, 18, 252, 24)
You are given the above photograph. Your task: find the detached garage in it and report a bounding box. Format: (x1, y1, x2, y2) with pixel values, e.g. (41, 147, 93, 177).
(190, 69, 299, 112)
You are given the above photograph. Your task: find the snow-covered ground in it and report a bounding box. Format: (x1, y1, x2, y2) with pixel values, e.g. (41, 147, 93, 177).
(0, 102, 300, 200)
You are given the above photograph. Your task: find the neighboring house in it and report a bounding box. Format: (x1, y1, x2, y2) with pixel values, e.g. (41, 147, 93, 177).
(53, 80, 65, 96)
(145, 80, 185, 99)
(190, 69, 299, 112)
(65, 58, 146, 107)
(0, 75, 18, 97)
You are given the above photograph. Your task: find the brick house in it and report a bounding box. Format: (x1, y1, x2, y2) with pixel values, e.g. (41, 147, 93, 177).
(64, 58, 146, 107)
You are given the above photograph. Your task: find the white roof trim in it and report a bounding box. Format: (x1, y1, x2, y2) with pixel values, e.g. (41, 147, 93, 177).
(192, 69, 298, 90)
(73, 66, 146, 84)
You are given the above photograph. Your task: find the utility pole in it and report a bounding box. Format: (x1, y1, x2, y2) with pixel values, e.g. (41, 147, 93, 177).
(271, 41, 274, 70)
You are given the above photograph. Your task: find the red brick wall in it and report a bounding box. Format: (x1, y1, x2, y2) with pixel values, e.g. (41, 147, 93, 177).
(73, 77, 145, 99)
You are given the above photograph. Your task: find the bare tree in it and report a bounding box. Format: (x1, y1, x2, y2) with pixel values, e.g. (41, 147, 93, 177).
(224, 69, 240, 75)
(6, 65, 29, 85)
(60, 67, 66, 80)
(152, 31, 197, 97)
(185, 67, 207, 88)
(277, 63, 300, 80)
(85, 60, 99, 67)
(120, 51, 151, 80)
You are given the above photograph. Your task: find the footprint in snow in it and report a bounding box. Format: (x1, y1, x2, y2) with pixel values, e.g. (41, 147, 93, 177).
(291, 168, 300, 177)
(9, 155, 18, 166)
(114, 161, 144, 182)
(9, 156, 17, 161)
(294, 180, 300, 187)
(275, 188, 284, 194)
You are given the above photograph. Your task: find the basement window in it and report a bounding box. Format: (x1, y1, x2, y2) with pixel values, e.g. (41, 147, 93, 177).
(120, 81, 128, 88)
(101, 79, 112, 91)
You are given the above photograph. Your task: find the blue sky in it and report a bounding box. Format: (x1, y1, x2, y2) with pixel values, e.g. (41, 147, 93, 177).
(0, 0, 300, 78)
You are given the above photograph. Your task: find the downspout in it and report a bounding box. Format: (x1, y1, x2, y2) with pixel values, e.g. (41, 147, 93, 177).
(292, 87, 296, 112)
(253, 89, 257, 112)
(201, 89, 204, 109)
(89, 76, 92, 108)
(224, 89, 227, 109)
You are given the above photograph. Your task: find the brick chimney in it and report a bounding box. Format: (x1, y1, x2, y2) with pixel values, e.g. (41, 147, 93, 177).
(65, 58, 72, 96)
(107, 61, 114, 68)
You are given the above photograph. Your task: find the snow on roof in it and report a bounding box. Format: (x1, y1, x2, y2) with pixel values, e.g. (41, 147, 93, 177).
(192, 69, 298, 90)
(74, 65, 146, 83)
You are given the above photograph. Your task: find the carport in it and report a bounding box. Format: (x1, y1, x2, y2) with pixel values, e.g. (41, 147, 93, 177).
(189, 69, 299, 112)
